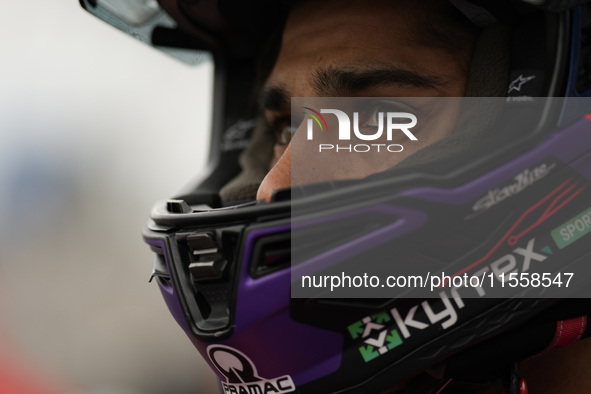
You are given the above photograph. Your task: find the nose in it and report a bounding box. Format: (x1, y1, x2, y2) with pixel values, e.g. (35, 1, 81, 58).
(256, 143, 292, 202)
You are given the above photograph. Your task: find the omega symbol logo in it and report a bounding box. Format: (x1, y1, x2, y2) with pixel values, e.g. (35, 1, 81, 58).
(208, 345, 296, 394)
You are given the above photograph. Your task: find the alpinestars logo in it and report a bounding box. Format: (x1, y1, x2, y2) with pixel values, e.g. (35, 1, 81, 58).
(508, 74, 536, 93)
(208, 345, 296, 394)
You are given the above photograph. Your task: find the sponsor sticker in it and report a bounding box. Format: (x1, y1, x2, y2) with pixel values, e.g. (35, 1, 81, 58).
(471, 162, 555, 215)
(551, 207, 591, 249)
(347, 312, 403, 362)
(208, 345, 296, 394)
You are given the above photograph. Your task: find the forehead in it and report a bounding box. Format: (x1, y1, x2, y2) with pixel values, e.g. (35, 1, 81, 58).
(283, 0, 414, 48)
(266, 0, 463, 97)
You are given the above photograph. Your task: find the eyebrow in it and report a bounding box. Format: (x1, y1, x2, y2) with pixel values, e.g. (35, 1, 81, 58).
(260, 85, 289, 112)
(312, 64, 446, 96)
(260, 64, 446, 111)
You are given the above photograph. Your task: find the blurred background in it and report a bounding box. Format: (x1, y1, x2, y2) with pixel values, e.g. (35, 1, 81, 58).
(0, 1, 218, 393)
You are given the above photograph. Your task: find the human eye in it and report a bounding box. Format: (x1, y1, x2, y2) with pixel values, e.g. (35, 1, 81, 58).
(357, 99, 418, 130)
(262, 113, 299, 166)
(264, 117, 296, 147)
(277, 124, 297, 146)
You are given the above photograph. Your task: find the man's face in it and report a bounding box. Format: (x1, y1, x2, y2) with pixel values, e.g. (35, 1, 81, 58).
(257, 0, 474, 201)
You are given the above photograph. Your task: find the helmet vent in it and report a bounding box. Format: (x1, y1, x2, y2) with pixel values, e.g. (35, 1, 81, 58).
(250, 233, 291, 278)
(186, 233, 227, 281)
(168, 229, 242, 336)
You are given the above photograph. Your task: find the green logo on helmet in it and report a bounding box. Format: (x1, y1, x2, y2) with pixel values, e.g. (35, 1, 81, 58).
(347, 311, 403, 363)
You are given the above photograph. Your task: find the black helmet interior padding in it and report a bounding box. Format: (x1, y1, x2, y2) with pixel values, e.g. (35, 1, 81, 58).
(465, 24, 512, 98)
(395, 22, 511, 169)
(218, 22, 512, 204)
(219, 117, 273, 204)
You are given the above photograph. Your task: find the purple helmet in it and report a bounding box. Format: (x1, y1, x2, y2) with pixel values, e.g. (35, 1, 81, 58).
(81, 0, 591, 392)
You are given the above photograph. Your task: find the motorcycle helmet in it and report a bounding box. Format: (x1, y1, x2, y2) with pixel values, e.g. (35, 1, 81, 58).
(80, 0, 591, 392)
